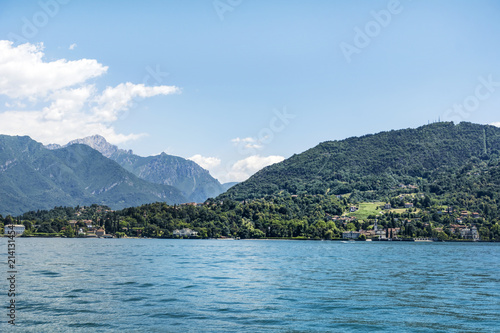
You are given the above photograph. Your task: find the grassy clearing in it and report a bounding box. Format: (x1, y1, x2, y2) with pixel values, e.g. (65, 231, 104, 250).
(347, 202, 385, 220)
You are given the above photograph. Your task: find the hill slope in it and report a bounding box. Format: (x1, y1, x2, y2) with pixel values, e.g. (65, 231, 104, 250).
(220, 122, 500, 200)
(49, 135, 226, 202)
(0, 135, 186, 216)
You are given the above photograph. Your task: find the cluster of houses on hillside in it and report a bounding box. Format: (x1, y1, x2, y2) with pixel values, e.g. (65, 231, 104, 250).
(342, 219, 480, 241)
(342, 220, 401, 240)
(327, 214, 357, 223)
(66, 220, 113, 238)
(381, 202, 414, 210)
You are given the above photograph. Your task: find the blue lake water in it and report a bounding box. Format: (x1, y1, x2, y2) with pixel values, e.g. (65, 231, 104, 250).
(1, 238, 499, 332)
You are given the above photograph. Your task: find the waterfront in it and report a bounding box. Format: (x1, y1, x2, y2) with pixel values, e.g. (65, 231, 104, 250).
(1, 239, 499, 332)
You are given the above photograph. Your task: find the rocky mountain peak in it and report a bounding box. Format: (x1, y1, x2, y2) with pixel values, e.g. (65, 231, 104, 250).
(47, 135, 133, 158)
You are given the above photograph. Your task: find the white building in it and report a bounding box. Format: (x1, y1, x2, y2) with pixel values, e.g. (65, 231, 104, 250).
(173, 228, 198, 237)
(460, 226, 479, 241)
(342, 231, 360, 239)
(4, 224, 25, 236)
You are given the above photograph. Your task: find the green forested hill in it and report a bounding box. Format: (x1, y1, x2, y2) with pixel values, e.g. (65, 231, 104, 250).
(0, 135, 186, 215)
(8, 122, 500, 241)
(221, 122, 500, 200)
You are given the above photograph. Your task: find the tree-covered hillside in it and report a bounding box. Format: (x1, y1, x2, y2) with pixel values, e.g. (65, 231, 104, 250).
(221, 122, 500, 200)
(0, 135, 186, 215)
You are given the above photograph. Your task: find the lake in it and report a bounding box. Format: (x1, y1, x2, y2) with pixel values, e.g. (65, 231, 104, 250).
(1, 238, 499, 332)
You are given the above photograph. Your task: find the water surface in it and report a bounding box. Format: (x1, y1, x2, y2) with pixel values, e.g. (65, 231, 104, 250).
(1, 239, 499, 332)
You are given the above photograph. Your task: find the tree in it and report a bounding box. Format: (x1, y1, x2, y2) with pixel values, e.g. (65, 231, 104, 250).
(437, 232, 448, 241)
(63, 226, 75, 238)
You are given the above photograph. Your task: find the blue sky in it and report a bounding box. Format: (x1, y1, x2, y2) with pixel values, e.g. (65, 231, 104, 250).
(1, 0, 500, 182)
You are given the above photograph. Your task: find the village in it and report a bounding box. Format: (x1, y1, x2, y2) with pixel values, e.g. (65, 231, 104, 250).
(340, 202, 481, 241)
(0, 196, 490, 242)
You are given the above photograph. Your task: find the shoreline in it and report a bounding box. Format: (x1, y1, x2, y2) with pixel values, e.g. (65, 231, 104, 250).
(2, 235, 497, 243)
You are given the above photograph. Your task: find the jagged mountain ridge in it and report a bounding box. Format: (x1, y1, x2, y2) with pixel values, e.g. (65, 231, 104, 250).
(0, 135, 186, 216)
(48, 135, 228, 202)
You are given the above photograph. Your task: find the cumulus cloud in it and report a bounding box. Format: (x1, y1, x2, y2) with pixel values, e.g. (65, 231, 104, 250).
(188, 154, 221, 170)
(227, 155, 285, 182)
(231, 137, 255, 144)
(192, 154, 285, 183)
(0, 40, 180, 145)
(69, 43, 77, 50)
(491, 122, 500, 127)
(92, 83, 179, 122)
(231, 136, 263, 150)
(0, 40, 107, 99)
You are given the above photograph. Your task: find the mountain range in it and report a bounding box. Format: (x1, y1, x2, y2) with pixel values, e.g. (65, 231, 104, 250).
(3, 122, 499, 217)
(0, 135, 186, 216)
(47, 135, 233, 203)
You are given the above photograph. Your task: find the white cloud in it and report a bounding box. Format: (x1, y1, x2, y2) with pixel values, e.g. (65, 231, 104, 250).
(231, 137, 255, 144)
(92, 82, 179, 122)
(199, 154, 285, 183)
(228, 155, 285, 182)
(231, 136, 263, 150)
(69, 43, 77, 50)
(5, 101, 26, 108)
(0, 40, 180, 145)
(245, 143, 263, 149)
(188, 154, 221, 170)
(0, 40, 107, 99)
(490, 122, 500, 127)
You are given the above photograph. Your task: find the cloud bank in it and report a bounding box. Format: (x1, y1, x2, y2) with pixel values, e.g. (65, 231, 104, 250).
(0, 40, 179, 145)
(190, 154, 285, 183)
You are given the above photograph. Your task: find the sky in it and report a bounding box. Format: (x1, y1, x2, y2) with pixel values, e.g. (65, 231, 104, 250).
(1, 0, 500, 183)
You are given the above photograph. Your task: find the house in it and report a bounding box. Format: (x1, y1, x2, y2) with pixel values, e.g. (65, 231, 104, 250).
(69, 220, 78, 228)
(472, 212, 480, 219)
(449, 224, 467, 234)
(385, 228, 400, 239)
(173, 228, 198, 237)
(350, 206, 358, 212)
(360, 229, 375, 238)
(384, 203, 391, 210)
(404, 203, 414, 208)
(96, 228, 105, 237)
(82, 220, 93, 228)
(461, 211, 469, 217)
(460, 226, 479, 241)
(342, 231, 360, 239)
(4, 224, 25, 236)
